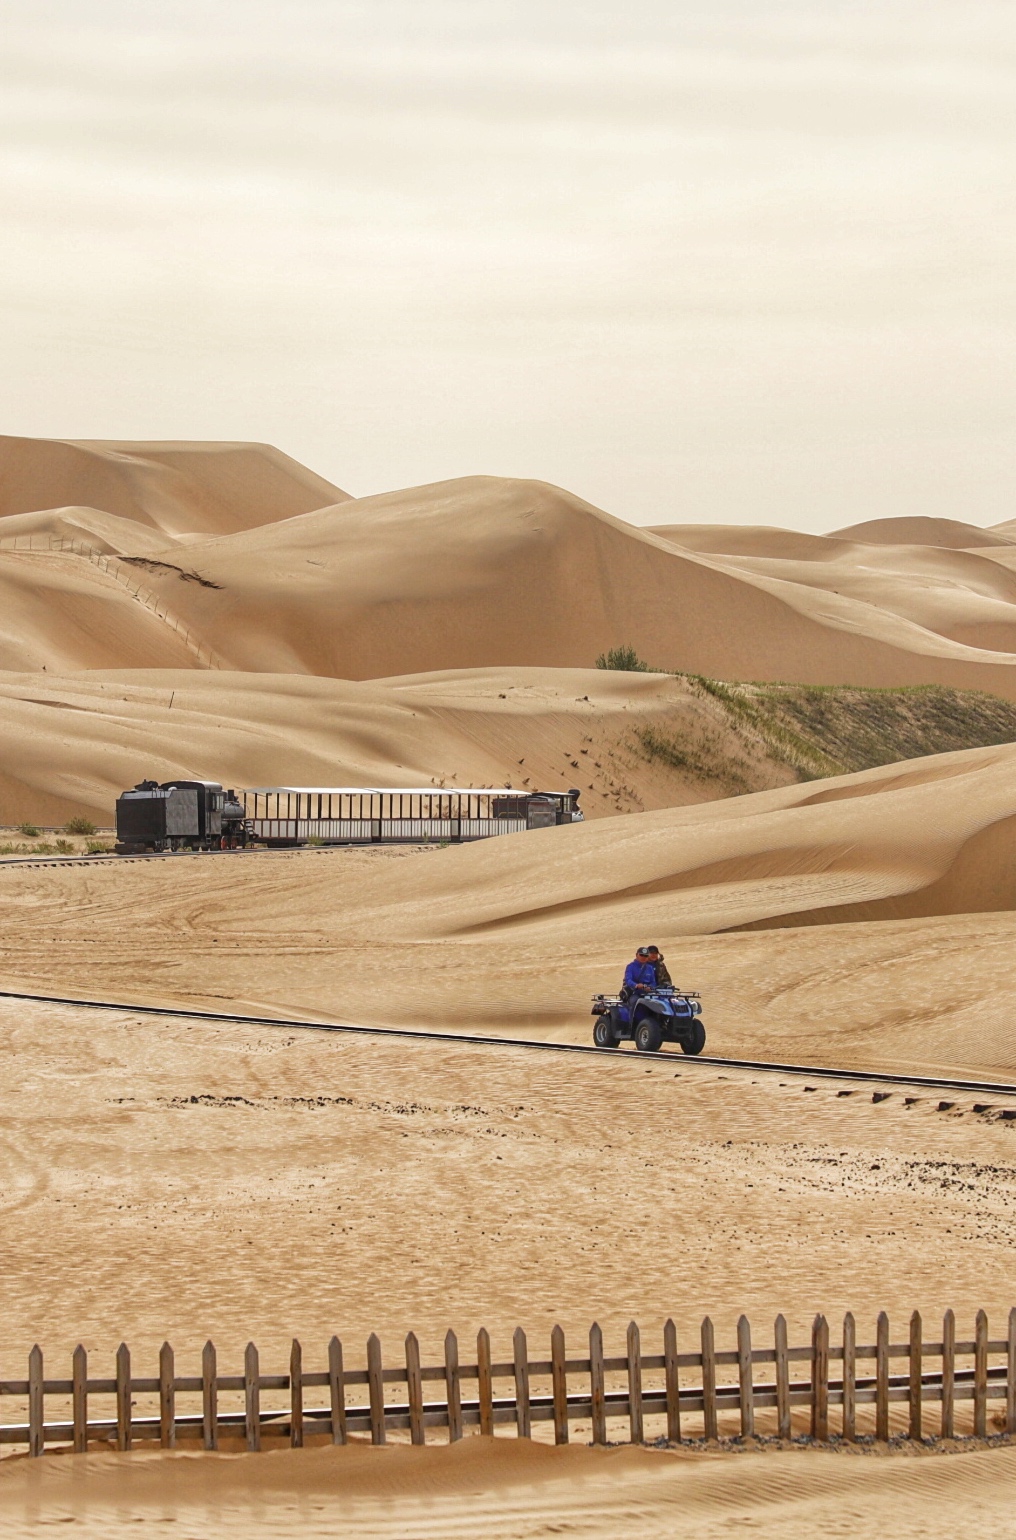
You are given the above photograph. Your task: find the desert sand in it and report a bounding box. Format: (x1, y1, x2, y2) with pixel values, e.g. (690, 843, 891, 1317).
(9, 1440, 1016, 1540)
(4, 438, 1016, 1534)
(1, 742, 1015, 1075)
(1, 987, 1015, 1536)
(7, 437, 1016, 691)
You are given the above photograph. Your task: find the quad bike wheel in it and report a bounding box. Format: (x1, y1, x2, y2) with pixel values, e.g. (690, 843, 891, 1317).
(592, 1016, 617, 1048)
(681, 1019, 706, 1056)
(635, 1018, 663, 1053)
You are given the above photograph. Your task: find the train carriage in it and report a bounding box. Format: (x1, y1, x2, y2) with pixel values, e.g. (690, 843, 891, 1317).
(242, 786, 583, 846)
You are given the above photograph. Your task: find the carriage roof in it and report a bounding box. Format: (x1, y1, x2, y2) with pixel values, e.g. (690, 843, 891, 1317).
(243, 786, 541, 796)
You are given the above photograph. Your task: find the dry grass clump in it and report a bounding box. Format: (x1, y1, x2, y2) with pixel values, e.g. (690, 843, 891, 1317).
(63, 816, 97, 835)
(632, 677, 1016, 793)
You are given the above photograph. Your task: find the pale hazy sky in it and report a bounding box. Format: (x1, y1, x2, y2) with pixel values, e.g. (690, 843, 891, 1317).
(2, 1, 1014, 528)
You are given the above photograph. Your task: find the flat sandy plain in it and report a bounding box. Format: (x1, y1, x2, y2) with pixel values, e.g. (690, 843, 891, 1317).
(3, 988, 1016, 1538)
(5, 440, 1016, 1534)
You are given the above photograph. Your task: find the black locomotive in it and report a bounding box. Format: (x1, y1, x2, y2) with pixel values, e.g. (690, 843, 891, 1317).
(115, 780, 249, 853)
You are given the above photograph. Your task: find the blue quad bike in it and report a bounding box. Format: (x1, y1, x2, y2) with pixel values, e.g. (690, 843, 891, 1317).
(590, 987, 706, 1055)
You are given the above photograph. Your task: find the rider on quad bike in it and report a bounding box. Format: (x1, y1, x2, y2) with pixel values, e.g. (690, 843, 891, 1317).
(622, 947, 658, 994)
(590, 945, 705, 1055)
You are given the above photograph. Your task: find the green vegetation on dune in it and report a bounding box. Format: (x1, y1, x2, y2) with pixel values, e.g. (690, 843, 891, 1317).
(633, 721, 756, 795)
(595, 645, 649, 672)
(633, 677, 1016, 793)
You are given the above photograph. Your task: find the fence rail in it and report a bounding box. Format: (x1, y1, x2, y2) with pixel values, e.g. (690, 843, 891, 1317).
(4, 1309, 1015, 1457)
(0, 534, 222, 668)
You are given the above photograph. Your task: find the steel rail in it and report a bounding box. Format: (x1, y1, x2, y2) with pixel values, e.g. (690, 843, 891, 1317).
(1, 987, 1015, 1100)
(0, 845, 359, 870)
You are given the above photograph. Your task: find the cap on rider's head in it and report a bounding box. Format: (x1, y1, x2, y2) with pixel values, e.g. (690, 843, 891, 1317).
(645, 945, 660, 956)
(636, 946, 650, 958)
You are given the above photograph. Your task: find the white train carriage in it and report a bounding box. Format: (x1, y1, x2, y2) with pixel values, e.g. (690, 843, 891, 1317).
(243, 787, 583, 846)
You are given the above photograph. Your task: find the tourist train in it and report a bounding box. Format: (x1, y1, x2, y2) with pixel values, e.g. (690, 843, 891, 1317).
(114, 780, 583, 852)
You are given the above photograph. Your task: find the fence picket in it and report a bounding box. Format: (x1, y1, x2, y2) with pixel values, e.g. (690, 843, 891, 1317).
(116, 1343, 132, 1451)
(367, 1334, 386, 1446)
(445, 1330, 462, 1443)
(941, 1310, 955, 1440)
(513, 1328, 531, 1439)
(406, 1333, 425, 1446)
(627, 1321, 643, 1444)
(7, 1304, 1014, 1463)
(811, 1315, 829, 1442)
(1008, 1309, 1016, 1436)
(328, 1336, 347, 1446)
(664, 1318, 681, 1444)
(842, 1313, 856, 1442)
(875, 1313, 890, 1442)
(245, 1342, 261, 1452)
(737, 1315, 754, 1438)
(909, 1312, 922, 1441)
(775, 1315, 790, 1440)
(28, 1346, 43, 1458)
(551, 1326, 568, 1445)
(589, 1323, 606, 1445)
(159, 1342, 175, 1448)
(73, 1345, 88, 1453)
(974, 1311, 988, 1438)
(477, 1329, 493, 1437)
(202, 1341, 218, 1450)
(701, 1317, 717, 1442)
(290, 1339, 303, 1448)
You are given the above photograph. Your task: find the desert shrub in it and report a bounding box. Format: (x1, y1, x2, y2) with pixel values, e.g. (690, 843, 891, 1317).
(54, 838, 74, 854)
(86, 840, 114, 853)
(17, 823, 40, 837)
(595, 645, 649, 672)
(63, 817, 96, 836)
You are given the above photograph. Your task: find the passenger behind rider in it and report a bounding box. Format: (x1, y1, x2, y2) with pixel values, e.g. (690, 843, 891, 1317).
(645, 945, 673, 988)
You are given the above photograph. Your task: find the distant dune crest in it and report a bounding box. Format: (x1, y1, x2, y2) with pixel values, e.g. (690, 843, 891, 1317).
(2, 436, 1016, 690)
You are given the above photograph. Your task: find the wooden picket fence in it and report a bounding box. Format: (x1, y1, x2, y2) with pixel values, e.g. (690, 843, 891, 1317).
(4, 1309, 1015, 1456)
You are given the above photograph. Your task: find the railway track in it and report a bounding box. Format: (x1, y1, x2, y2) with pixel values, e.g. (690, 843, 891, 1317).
(2, 987, 1015, 1100)
(0, 844, 370, 871)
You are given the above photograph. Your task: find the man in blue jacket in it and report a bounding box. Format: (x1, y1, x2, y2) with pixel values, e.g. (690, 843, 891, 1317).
(623, 947, 658, 997)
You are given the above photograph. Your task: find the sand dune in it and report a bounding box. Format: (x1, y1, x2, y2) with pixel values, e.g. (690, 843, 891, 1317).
(0, 437, 348, 539)
(0, 552, 206, 675)
(831, 516, 1016, 549)
(271, 741, 1016, 946)
(0, 665, 808, 824)
(5, 662, 1011, 829)
(6, 439, 1016, 692)
(4, 1435, 1016, 1539)
(651, 522, 1016, 655)
(138, 478, 1016, 688)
